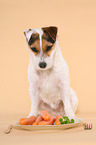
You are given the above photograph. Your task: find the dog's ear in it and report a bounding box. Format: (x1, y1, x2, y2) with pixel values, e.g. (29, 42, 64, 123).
(42, 26, 58, 42)
(24, 29, 32, 43)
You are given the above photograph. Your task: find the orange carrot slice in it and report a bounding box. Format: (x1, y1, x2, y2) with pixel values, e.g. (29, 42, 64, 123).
(32, 122, 39, 125)
(55, 120, 61, 125)
(19, 118, 27, 125)
(35, 115, 43, 123)
(39, 116, 55, 125)
(41, 110, 50, 121)
(55, 115, 62, 125)
(19, 116, 36, 125)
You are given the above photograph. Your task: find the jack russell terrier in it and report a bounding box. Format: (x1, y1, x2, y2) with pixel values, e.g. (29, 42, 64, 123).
(24, 26, 80, 122)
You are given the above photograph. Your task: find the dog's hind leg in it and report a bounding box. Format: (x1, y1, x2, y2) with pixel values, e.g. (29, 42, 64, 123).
(70, 88, 78, 113)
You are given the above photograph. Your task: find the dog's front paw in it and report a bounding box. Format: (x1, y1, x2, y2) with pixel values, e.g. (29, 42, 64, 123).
(28, 112, 37, 118)
(67, 115, 82, 123)
(71, 117, 82, 123)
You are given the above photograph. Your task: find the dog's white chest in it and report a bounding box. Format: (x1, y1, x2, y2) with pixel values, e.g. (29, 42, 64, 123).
(38, 70, 62, 105)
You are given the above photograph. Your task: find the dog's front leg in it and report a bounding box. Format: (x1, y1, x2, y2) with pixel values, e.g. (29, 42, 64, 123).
(61, 83, 81, 122)
(61, 83, 75, 119)
(28, 84, 39, 118)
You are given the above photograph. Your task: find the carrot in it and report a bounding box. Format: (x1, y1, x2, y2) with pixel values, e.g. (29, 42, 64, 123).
(55, 115, 62, 125)
(19, 118, 27, 125)
(32, 122, 39, 125)
(41, 110, 50, 121)
(55, 115, 62, 121)
(19, 116, 36, 125)
(32, 116, 43, 125)
(39, 121, 45, 125)
(55, 120, 61, 125)
(39, 116, 55, 125)
(35, 115, 43, 123)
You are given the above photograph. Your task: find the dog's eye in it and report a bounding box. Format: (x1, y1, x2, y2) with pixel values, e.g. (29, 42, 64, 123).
(46, 45, 53, 52)
(31, 47, 38, 52)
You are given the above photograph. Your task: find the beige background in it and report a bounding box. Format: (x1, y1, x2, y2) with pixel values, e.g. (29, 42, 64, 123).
(0, 0, 96, 116)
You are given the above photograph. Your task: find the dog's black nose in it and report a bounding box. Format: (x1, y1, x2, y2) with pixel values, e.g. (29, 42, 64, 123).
(39, 62, 47, 68)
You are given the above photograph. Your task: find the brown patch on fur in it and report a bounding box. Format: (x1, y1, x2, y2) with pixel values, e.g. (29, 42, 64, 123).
(42, 39, 56, 56)
(28, 33, 39, 46)
(28, 27, 57, 56)
(42, 26, 58, 43)
(29, 32, 56, 56)
(29, 39, 40, 56)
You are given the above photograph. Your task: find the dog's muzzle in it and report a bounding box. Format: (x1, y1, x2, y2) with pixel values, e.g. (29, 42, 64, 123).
(39, 62, 47, 69)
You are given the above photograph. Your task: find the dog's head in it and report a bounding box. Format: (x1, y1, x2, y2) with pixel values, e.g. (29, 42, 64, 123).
(24, 26, 58, 70)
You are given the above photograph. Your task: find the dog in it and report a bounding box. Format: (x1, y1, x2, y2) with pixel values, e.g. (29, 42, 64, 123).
(24, 26, 80, 122)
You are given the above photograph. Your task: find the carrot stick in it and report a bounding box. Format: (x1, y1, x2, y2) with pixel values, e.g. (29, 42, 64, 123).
(19, 116, 36, 125)
(39, 116, 55, 125)
(32, 122, 39, 125)
(32, 115, 43, 125)
(19, 118, 27, 125)
(41, 110, 50, 121)
(35, 115, 43, 123)
(55, 115, 62, 125)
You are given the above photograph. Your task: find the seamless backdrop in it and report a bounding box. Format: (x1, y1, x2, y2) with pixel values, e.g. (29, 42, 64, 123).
(0, 0, 96, 116)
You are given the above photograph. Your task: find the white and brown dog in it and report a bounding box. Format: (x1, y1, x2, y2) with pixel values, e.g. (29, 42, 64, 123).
(24, 26, 79, 122)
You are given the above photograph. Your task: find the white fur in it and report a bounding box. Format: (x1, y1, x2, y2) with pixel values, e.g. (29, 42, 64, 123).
(24, 28, 80, 122)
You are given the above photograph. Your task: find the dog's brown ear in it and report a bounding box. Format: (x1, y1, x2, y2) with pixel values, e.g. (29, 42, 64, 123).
(42, 26, 58, 43)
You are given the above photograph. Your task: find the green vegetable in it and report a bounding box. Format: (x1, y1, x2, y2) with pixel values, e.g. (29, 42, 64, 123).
(59, 116, 75, 124)
(70, 119, 74, 123)
(61, 121, 65, 124)
(59, 118, 63, 122)
(63, 116, 68, 119)
(64, 120, 68, 124)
